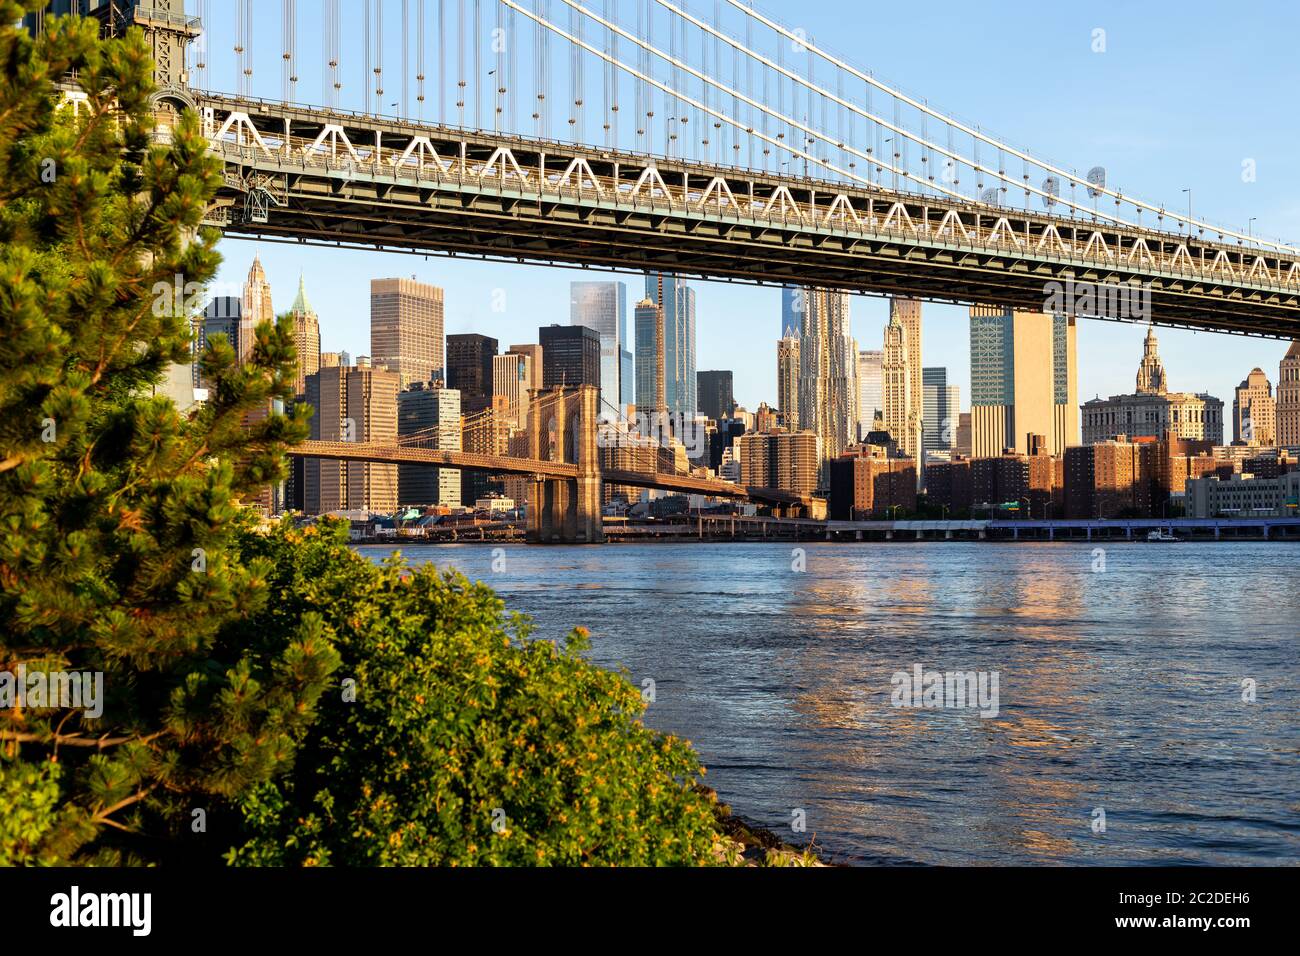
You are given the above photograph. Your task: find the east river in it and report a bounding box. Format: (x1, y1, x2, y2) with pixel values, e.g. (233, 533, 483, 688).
(359, 540, 1299, 865)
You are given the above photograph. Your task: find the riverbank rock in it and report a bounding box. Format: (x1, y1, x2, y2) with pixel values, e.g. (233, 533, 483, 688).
(695, 784, 830, 867)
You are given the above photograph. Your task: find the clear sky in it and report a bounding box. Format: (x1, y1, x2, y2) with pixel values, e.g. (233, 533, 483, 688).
(207, 0, 1300, 414)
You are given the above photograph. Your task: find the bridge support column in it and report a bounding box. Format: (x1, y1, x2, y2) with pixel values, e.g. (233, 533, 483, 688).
(527, 385, 604, 544)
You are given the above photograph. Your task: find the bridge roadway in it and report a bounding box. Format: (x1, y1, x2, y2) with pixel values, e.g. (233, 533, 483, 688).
(290, 440, 815, 509)
(197, 92, 1300, 339)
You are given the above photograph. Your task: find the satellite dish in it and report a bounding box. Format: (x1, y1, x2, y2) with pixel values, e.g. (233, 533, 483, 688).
(1041, 176, 1060, 209)
(1086, 166, 1106, 199)
(980, 187, 1000, 206)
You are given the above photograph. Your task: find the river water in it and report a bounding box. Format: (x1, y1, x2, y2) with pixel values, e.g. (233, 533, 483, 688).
(359, 541, 1299, 866)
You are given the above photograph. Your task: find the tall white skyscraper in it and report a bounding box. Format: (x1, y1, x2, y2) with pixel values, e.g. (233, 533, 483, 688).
(644, 273, 696, 419)
(922, 367, 961, 455)
(857, 350, 883, 441)
(570, 281, 628, 417)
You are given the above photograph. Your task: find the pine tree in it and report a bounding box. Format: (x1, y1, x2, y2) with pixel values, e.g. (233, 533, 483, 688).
(0, 5, 337, 864)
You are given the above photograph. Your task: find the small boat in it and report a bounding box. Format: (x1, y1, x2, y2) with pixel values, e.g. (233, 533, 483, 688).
(1146, 528, 1182, 543)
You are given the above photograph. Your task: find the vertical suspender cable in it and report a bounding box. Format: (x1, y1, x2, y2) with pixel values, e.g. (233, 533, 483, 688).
(402, 0, 410, 117)
(601, 0, 612, 147)
(325, 0, 340, 108)
(495, 0, 505, 130)
(194, 0, 207, 90)
(508, 3, 518, 133)
(666, 3, 676, 156)
(457, 0, 466, 126)
(438, 0, 446, 124)
(700, 2, 709, 161)
(417, 0, 426, 119)
(774, 20, 784, 165)
(474, 0, 482, 130)
(364, 0, 372, 110)
(724, 0, 736, 165)
(533, 0, 544, 135)
(569, 1, 581, 140)
(638, 0, 650, 153)
(760, 14, 770, 168)
(282, 0, 289, 100)
(245, 0, 254, 96)
(234, 0, 244, 96)
(746, 2, 755, 169)
(376, 0, 385, 114)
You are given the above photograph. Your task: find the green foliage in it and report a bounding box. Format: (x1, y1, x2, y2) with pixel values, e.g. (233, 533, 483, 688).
(0, 757, 63, 865)
(0, 7, 326, 863)
(225, 522, 721, 867)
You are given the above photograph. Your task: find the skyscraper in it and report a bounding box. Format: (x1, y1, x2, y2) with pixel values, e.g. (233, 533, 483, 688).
(288, 275, 320, 396)
(891, 298, 924, 444)
(969, 306, 1078, 457)
(345, 365, 400, 513)
(644, 273, 697, 418)
(397, 382, 461, 508)
(507, 344, 544, 394)
(539, 325, 601, 390)
(303, 362, 399, 514)
(797, 289, 856, 484)
(781, 286, 802, 339)
(199, 295, 241, 389)
(1233, 368, 1276, 446)
(240, 256, 275, 365)
(634, 297, 666, 415)
(1279, 341, 1300, 448)
(856, 350, 883, 441)
(445, 333, 498, 413)
(922, 367, 961, 456)
(697, 370, 735, 422)
(492, 351, 534, 432)
(777, 334, 800, 432)
(882, 309, 917, 459)
(370, 277, 445, 388)
(570, 281, 628, 416)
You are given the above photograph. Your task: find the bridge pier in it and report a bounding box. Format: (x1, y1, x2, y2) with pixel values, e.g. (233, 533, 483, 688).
(526, 385, 604, 544)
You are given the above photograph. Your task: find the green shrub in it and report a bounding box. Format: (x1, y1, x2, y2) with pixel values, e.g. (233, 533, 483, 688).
(225, 521, 721, 866)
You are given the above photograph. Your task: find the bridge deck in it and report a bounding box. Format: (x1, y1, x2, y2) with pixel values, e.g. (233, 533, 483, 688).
(198, 93, 1300, 338)
(290, 441, 815, 507)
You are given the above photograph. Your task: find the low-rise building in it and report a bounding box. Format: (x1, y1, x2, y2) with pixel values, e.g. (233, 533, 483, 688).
(736, 430, 819, 497)
(829, 446, 917, 520)
(1186, 471, 1300, 519)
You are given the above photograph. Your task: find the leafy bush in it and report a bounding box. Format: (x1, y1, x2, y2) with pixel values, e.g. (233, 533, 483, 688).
(225, 521, 721, 866)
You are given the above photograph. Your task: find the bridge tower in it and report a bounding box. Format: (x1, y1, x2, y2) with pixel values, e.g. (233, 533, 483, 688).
(29, 1, 200, 99)
(526, 385, 604, 545)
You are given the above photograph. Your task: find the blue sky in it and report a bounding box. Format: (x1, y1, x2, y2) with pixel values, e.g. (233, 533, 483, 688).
(205, 0, 1300, 413)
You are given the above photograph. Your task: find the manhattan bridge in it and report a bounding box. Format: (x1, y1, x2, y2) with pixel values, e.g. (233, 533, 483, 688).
(28, 0, 1300, 540)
